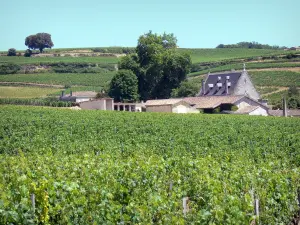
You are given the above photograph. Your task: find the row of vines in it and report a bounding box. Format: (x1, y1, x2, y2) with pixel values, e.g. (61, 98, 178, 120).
(0, 106, 300, 224)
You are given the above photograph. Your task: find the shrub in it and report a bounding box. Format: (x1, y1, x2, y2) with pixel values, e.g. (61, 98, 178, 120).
(231, 105, 239, 111)
(7, 48, 17, 56)
(24, 49, 32, 57)
(0, 63, 21, 75)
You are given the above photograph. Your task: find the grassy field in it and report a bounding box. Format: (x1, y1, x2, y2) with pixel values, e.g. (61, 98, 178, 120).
(1, 106, 300, 224)
(0, 86, 61, 98)
(0, 72, 115, 87)
(0, 56, 119, 65)
(180, 48, 289, 63)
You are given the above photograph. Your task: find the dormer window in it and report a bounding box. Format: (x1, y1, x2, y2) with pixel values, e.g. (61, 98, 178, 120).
(208, 84, 214, 88)
(217, 83, 222, 87)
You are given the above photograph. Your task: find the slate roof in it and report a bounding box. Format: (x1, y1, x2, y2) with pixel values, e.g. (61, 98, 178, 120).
(184, 96, 244, 109)
(145, 99, 186, 106)
(200, 72, 241, 96)
(268, 109, 300, 117)
(234, 106, 260, 114)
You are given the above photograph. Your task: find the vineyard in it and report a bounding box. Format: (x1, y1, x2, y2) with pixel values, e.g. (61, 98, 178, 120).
(0, 56, 119, 65)
(0, 105, 300, 224)
(0, 72, 115, 87)
(180, 48, 288, 63)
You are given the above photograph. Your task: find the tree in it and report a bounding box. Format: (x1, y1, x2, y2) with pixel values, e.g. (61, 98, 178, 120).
(24, 49, 32, 57)
(108, 70, 139, 102)
(119, 31, 191, 100)
(7, 48, 16, 56)
(171, 81, 199, 98)
(25, 33, 54, 53)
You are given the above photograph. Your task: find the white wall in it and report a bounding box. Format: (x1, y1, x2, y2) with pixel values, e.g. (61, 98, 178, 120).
(75, 97, 94, 103)
(236, 100, 251, 109)
(172, 104, 189, 113)
(249, 107, 268, 116)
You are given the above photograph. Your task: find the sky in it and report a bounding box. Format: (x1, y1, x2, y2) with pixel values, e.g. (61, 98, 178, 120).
(1, 0, 299, 50)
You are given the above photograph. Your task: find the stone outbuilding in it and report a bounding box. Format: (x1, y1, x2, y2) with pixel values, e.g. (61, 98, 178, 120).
(145, 99, 199, 113)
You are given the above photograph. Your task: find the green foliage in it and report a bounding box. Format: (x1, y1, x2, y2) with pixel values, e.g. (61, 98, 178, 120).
(231, 105, 239, 111)
(267, 90, 300, 109)
(51, 62, 115, 73)
(0, 72, 116, 87)
(24, 49, 32, 57)
(216, 41, 285, 49)
(188, 60, 300, 77)
(0, 106, 300, 224)
(0, 63, 21, 75)
(92, 47, 135, 54)
(250, 71, 300, 87)
(0, 55, 119, 65)
(288, 86, 299, 97)
(183, 48, 288, 63)
(120, 31, 192, 100)
(25, 33, 54, 53)
(0, 98, 72, 107)
(213, 106, 221, 113)
(7, 48, 17, 56)
(171, 81, 199, 97)
(108, 70, 139, 102)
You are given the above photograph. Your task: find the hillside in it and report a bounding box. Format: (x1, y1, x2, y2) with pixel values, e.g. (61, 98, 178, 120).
(0, 47, 299, 108)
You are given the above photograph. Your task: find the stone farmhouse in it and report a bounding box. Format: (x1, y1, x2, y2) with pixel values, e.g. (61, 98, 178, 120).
(144, 65, 269, 116)
(199, 65, 261, 101)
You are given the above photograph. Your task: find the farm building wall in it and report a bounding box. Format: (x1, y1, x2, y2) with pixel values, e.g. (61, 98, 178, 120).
(106, 99, 114, 110)
(75, 97, 94, 103)
(172, 104, 190, 113)
(234, 71, 260, 100)
(249, 107, 268, 116)
(146, 105, 172, 113)
(79, 99, 113, 110)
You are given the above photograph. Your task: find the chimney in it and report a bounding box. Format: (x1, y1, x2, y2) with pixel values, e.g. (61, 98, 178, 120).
(283, 97, 287, 117)
(61, 90, 65, 97)
(201, 79, 206, 96)
(70, 90, 73, 97)
(225, 79, 229, 95)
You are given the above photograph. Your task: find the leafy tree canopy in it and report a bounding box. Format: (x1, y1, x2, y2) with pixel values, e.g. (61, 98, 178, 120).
(119, 31, 191, 100)
(216, 41, 286, 49)
(171, 81, 199, 98)
(25, 33, 54, 53)
(108, 70, 139, 102)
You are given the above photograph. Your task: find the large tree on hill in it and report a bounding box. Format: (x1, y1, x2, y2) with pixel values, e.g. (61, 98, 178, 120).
(25, 33, 54, 53)
(119, 31, 191, 100)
